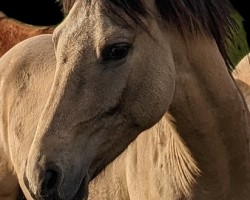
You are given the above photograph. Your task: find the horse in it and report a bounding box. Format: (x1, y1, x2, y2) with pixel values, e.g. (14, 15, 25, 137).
(0, 11, 54, 57)
(1, 0, 250, 200)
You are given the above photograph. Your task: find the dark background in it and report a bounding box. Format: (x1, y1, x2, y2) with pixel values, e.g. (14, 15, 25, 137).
(0, 0, 63, 26)
(230, 0, 250, 45)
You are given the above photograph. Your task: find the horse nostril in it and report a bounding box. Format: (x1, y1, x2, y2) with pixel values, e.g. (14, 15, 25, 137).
(41, 169, 59, 197)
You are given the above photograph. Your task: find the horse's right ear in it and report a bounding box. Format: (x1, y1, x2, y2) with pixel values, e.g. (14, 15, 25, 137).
(0, 11, 6, 18)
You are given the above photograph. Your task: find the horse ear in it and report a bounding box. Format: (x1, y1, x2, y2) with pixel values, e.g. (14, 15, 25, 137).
(0, 11, 6, 18)
(58, 0, 76, 15)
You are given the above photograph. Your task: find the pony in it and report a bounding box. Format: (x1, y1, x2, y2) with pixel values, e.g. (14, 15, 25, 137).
(1, 0, 250, 199)
(0, 11, 54, 57)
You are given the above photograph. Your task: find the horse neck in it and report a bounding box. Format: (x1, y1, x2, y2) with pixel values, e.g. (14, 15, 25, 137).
(168, 31, 250, 197)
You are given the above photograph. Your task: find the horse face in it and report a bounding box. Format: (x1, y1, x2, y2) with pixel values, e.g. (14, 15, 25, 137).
(24, 1, 175, 199)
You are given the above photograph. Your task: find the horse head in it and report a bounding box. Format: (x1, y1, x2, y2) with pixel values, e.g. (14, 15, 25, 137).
(24, 1, 175, 199)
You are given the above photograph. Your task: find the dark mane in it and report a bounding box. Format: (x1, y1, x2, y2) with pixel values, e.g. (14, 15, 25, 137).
(59, 0, 238, 70)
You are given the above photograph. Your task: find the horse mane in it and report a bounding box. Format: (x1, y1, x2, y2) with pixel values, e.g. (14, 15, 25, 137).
(154, 113, 200, 197)
(59, 0, 237, 71)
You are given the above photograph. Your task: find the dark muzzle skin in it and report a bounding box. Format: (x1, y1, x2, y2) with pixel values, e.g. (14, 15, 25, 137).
(24, 163, 63, 199)
(24, 164, 89, 200)
(24, 164, 63, 199)
(23, 147, 90, 200)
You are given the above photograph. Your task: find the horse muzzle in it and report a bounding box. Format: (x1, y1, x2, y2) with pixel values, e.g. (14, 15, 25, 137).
(23, 162, 89, 200)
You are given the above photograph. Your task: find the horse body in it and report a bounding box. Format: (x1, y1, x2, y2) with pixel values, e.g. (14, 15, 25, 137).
(1, 0, 250, 200)
(0, 12, 54, 57)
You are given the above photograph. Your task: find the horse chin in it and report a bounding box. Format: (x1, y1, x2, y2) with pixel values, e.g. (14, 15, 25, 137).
(72, 175, 89, 200)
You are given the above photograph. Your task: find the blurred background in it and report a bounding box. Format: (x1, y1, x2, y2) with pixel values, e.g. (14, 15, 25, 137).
(229, 0, 249, 66)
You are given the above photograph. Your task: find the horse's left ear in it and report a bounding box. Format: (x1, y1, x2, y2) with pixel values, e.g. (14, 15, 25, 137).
(0, 11, 6, 18)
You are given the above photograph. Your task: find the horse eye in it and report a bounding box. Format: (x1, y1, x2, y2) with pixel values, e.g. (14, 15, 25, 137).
(102, 43, 131, 61)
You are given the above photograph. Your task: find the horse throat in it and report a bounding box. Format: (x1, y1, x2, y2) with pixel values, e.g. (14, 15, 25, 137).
(168, 33, 250, 198)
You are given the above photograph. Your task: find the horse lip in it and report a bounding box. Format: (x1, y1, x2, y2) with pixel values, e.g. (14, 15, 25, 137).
(72, 175, 89, 200)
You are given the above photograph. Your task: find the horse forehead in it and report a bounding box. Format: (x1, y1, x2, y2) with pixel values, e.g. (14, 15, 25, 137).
(58, 2, 129, 46)
(53, 2, 128, 63)
(68, 2, 118, 32)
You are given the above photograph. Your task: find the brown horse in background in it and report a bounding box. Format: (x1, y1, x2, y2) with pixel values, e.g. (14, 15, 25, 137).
(0, 11, 54, 57)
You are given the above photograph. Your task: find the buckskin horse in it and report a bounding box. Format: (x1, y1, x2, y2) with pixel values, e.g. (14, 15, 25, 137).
(1, 0, 250, 200)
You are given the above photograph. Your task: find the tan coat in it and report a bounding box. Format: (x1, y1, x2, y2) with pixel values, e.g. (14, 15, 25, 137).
(0, 0, 250, 199)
